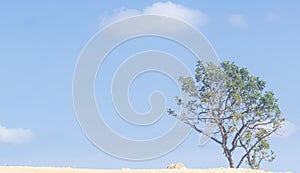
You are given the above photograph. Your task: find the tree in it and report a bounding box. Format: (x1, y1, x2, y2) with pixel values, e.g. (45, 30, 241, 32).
(167, 61, 285, 169)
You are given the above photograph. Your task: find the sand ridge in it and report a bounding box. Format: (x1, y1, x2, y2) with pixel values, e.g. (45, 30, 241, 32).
(0, 166, 292, 173)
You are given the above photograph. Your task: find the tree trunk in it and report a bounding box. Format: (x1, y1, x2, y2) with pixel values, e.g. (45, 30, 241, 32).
(226, 152, 234, 168)
(218, 122, 234, 168)
(223, 147, 234, 168)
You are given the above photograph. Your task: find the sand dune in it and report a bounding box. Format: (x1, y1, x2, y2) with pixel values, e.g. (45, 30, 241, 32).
(0, 167, 292, 173)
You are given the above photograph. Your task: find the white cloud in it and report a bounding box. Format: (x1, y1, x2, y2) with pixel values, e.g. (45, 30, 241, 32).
(265, 12, 279, 23)
(228, 14, 247, 28)
(272, 121, 298, 138)
(100, 1, 207, 27)
(144, 2, 206, 26)
(100, 8, 141, 27)
(0, 125, 33, 144)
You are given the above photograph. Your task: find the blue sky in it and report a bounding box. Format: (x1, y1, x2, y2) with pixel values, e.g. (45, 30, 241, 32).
(0, 0, 299, 172)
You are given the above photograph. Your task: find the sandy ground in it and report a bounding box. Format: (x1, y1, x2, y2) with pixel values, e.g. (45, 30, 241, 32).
(0, 167, 292, 173)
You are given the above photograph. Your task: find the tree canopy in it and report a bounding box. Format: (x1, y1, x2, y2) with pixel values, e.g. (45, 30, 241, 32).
(168, 61, 285, 168)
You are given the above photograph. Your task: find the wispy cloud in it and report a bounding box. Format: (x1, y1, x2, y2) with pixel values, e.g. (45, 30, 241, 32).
(100, 1, 207, 27)
(144, 2, 207, 26)
(228, 14, 247, 28)
(272, 121, 298, 138)
(100, 8, 141, 27)
(0, 125, 33, 144)
(265, 12, 279, 23)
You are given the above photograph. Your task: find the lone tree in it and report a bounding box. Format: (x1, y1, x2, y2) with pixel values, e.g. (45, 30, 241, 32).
(167, 61, 285, 169)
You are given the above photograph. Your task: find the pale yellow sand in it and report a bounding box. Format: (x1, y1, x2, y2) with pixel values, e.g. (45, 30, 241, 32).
(0, 167, 292, 173)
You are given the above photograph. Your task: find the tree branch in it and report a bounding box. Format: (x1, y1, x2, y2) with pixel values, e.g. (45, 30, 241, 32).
(190, 124, 222, 145)
(236, 128, 277, 168)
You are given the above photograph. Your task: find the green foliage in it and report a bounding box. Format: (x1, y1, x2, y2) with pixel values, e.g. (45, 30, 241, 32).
(168, 60, 285, 169)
